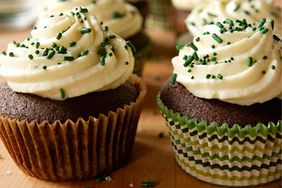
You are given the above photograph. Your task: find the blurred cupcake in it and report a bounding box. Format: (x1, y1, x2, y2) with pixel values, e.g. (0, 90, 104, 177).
(146, 0, 174, 30)
(0, 8, 146, 181)
(171, 0, 209, 36)
(126, 0, 149, 24)
(158, 18, 281, 186)
(187, 0, 282, 37)
(39, 0, 151, 76)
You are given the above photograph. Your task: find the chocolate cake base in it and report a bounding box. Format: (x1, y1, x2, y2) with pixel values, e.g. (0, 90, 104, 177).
(0, 81, 139, 123)
(160, 81, 282, 126)
(127, 0, 149, 21)
(127, 31, 150, 54)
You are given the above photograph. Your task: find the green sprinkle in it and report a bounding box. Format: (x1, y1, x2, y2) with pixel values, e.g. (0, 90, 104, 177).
(43, 65, 47, 70)
(258, 18, 266, 28)
(100, 56, 106, 65)
(35, 50, 40, 54)
(28, 54, 33, 60)
(271, 65, 276, 70)
(47, 50, 56, 59)
(263, 56, 268, 60)
(217, 74, 223, 80)
(56, 33, 62, 40)
(42, 48, 49, 56)
(207, 12, 217, 17)
(271, 20, 274, 30)
(79, 49, 89, 57)
(60, 88, 65, 99)
(126, 41, 137, 53)
(80, 7, 88, 13)
(69, 42, 77, 47)
(184, 56, 194, 67)
(9, 52, 14, 57)
(248, 57, 253, 67)
(80, 28, 92, 34)
(216, 22, 224, 29)
(104, 26, 109, 32)
(64, 56, 74, 61)
(211, 45, 215, 49)
(188, 69, 192, 73)
(262, 70, 266, 74)
(125, 61, 129, 65)
(176, 44, 184, 51)
(212, 33, 223, 44)
(95, 175, 108, 183)
(52, 43, 57, 48)
(273, 35, 280, 41)
(112, 12, 125, 19)
(260, 28, 269, 34)
(206, 74, 211, 79)
(171, 73, 177, 85)
(35, 42, 40, 49)
(109, 35, 116, 39)
(158, 132, 164, 138)
(2, 51, 6, 55)
(195, 37, 200, 42)
(141, 181, 157, 187)
(58, 46, 67, 54)
(234, 3, 241, 11)
(109, 52, 113, 56)
(193, 52, 199, 61)
(188, 42, 198, 51)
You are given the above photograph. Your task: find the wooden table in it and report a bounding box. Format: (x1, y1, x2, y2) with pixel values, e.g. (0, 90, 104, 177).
(0, 27, 281, 188)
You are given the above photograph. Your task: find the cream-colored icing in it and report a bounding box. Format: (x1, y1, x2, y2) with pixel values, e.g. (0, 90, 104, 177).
(0, 8, 134, 100)
(172, 19, 282, 106)
(172, 0, 211, 11)
(187, 0, 281, 36)
(38, 0, 143, 38)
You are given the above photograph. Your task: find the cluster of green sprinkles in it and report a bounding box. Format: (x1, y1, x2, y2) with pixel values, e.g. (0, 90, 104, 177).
(175, 18, 281, 81)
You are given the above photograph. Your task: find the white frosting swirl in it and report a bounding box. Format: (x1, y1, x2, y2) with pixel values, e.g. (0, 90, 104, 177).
(172, 19, 282, 106)
(172, 0, 211, 11)
(0, 8, 134, 100)
(38, 0, 143, 38)
(187, 0, 282, 36)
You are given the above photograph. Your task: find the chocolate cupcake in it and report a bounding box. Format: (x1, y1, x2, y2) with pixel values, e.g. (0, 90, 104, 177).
(38, 0, 151, 76)
(126, 0, 149, 24)
(187, 0, 282, 37)
(0, 8, 147, 181)
(158, 18, 282, 186)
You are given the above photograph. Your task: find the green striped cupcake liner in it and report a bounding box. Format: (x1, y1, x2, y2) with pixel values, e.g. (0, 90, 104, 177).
(157, 95, 282, 186)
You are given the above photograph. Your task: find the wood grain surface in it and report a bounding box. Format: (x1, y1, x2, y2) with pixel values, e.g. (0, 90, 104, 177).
(0, 5, 281, 187)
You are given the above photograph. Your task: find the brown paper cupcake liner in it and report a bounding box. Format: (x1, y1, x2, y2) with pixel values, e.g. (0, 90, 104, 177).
(0, 75, 147, 181)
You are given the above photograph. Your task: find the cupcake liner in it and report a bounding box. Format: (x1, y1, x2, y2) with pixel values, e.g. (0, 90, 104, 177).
(0, 75, 146, 182)
(157, 95, 282, 187)
(146, 0, 173, 30)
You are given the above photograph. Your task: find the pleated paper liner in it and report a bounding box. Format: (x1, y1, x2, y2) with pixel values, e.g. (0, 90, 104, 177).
(157, 95, 282, 187)
(0, 75, 147, 182)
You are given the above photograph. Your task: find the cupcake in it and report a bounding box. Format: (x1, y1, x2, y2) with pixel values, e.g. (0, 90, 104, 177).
(146, 0, 173, 30)
(158, 18, 281, 186)
(0, 8, 147, 181)
(39, 0, 151, 76)
(187, 0, 282, 37)
(171, 0, 210, 36)
(126, 0, 149, 24)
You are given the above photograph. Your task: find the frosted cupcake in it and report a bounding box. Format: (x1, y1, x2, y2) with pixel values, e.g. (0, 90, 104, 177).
(187, 0, 282, 37)
(158, 18, 281, 186)
(38, 0, 151, 75)
(0, 8, 146, 181)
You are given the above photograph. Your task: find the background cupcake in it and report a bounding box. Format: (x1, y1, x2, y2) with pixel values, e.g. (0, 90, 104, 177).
(126, 0, 149, 25)
(39, 0, 151, 76)
(187, 0, 282, 37)
(158, 18, 281, 186)
(171, 0, 210, 36)
(0, 8, 146, 181)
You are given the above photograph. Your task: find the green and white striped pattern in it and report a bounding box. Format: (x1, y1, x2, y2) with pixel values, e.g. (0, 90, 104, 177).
(157, 95, 282, 186)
